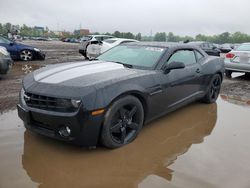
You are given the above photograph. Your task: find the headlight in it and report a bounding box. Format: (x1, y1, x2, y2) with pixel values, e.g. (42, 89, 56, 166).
(0, 47, 9, 56)
(71, 99, 81, 108)
(56, 99, 81, 109)
(33, 48, 40, 52)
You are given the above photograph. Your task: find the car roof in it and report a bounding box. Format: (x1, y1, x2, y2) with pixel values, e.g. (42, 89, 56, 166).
(188, 41, 206, 45)
(124, 41, 198, 49)
(86, 35, 114, 37)
(105, 38, 138, 42)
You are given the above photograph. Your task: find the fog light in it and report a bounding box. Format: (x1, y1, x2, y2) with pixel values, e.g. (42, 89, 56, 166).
(59, 126, 71, 137)
(71, 99, 81, 108)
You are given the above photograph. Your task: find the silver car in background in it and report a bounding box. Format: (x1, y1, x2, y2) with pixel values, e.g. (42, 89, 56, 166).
(224, 43, 250, 78)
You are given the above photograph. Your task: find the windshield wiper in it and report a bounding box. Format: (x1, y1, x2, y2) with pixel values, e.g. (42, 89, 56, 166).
(89, 58, 99, 61)
(110, 61, 133, 68)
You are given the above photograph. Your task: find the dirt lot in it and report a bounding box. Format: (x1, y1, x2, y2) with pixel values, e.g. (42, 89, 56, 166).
(0, 41, 250, 188)
(0, 40, 85, 112)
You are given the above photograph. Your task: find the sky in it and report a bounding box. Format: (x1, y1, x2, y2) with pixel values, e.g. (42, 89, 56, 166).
(0, 0, 249, 36)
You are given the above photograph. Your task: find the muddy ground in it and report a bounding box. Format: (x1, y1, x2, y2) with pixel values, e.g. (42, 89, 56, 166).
(0, 41, 250, 188)
(0, 41, 85, 112)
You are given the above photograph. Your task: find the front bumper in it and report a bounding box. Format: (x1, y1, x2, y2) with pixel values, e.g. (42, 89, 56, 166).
(79, 49, 86, 56)
(225, 62, 250, 73)
(34, 51, 46, 60)
(17, 104, 104, 147)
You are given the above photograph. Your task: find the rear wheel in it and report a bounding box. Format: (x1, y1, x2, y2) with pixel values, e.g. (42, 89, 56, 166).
(201, 74, 222, 103)
(20, 50, 33, 61)
(225, 70, 232, 78)
(101, 95, 144, 148)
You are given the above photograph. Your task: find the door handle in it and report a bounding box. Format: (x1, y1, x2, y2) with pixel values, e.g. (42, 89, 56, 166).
(196, 68, 200, 73)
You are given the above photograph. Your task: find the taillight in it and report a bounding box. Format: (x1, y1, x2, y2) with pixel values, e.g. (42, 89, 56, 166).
(226, 53, 235, 59)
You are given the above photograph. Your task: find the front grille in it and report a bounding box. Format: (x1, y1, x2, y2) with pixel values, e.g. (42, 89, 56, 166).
(24, 92, 75, 112)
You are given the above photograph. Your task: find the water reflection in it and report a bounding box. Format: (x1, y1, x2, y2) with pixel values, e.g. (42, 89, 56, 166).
(22, 103, 217, 188)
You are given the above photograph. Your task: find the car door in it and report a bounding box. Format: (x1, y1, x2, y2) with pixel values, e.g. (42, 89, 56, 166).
(158, 49, 202, 109)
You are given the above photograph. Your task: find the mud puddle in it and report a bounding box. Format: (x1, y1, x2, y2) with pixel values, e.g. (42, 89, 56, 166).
(1, 98, 250, 188)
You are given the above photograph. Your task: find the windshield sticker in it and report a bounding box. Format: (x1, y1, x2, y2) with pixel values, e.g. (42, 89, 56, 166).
(145, 47, 164, 52)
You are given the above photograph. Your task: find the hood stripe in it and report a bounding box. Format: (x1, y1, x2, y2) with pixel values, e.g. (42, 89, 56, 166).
(34, 61, 100, 81)
(36, 62, 124, 84)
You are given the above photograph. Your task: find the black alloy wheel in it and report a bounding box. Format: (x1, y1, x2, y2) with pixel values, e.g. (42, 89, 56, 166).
(202, 74, 222, 103)
(101, 95, 144, 148)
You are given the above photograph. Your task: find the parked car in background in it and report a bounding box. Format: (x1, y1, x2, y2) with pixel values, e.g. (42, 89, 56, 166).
(219, 43, 233, 53)
(224, 43, 250, 78)
(79, 35, 114, 59)
(0, 47, 12, 75)
(86, 38, 138, 59)
(188, 41, 221, 56)
(0, 36, 45, 61)
(18, 42, 224, 148)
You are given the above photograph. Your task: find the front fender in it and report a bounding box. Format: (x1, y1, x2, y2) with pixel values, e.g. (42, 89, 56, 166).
(94, 76, 156, 110)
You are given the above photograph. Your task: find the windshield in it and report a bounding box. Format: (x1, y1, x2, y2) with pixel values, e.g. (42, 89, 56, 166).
(0, 36, 11, 44)
(97, 45, 166, 68)
(236, 43, 250, 51)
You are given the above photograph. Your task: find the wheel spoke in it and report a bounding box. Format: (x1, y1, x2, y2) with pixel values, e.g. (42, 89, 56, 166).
(128, 106, 137, 119)
(127, 122, 138, 130)
(119, 107, 128, 119)
(210, 88, 214, 98)
(110, 121, 122, 133)
(120, 127, 126, 143)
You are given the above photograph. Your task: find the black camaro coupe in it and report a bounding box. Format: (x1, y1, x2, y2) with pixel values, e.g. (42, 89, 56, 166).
(17, 42, 224, 148)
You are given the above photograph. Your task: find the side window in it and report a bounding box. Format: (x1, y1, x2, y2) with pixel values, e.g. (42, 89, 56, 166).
(208, 43, 214, 49)
(95, 37, 103, 41)
(203, 43, 209, 49)
(195, 50, 204, 61)
(167, 50, 196, 66)
(103, 36, 112, 40)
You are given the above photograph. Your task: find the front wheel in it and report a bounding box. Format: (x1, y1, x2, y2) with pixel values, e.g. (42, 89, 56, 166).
(20, 50, 33, 61)
(201, 74, 222, 104)
(101, 95, 144, 149)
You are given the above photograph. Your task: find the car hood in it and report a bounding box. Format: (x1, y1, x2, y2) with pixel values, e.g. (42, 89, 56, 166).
(23, 61, 153, 98)
(16, 42, 35, 50)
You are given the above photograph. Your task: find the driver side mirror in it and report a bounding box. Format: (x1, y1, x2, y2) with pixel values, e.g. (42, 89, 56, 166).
(163, 61, 185, 74)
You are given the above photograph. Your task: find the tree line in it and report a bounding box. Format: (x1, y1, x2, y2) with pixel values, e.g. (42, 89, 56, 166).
(1, 22, 250, 44)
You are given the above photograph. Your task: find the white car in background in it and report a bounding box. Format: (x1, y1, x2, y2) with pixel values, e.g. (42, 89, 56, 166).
(78, 35, 114, 59)
(224, 43, 250, 78)
(86, 38, 138, 59)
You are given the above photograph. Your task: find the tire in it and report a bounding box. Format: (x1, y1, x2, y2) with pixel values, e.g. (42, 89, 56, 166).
(245, 72, 250, 78)
(225, 70, 232, 78)
(101, 95, 144, 149)
(201, 74, 222, 104)
(20, 50, 33, 61)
